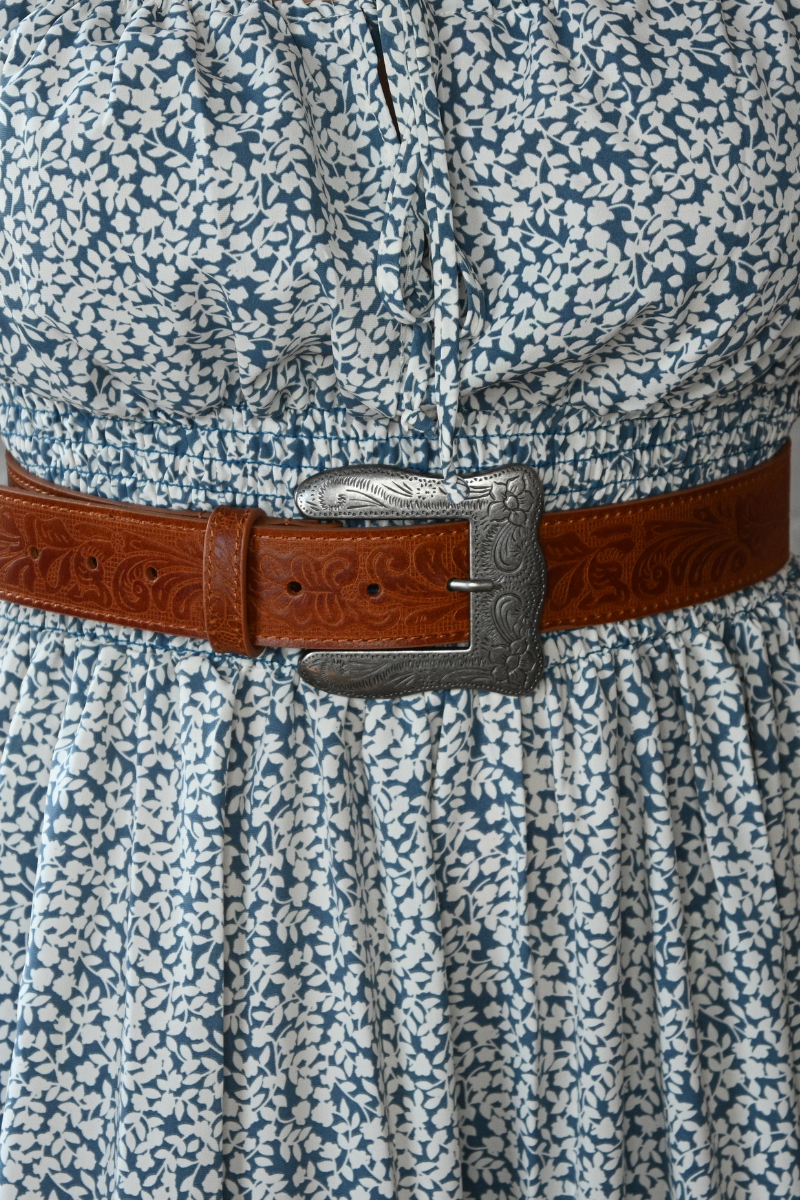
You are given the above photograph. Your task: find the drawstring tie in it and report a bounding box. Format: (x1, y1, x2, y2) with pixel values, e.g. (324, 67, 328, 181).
(374, 0, 487, 500)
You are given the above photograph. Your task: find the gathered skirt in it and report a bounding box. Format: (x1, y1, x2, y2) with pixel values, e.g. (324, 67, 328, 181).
(0, 559, 799, 1200)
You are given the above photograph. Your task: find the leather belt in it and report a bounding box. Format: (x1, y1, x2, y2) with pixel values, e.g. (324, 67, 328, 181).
(0, 443, 789, 677)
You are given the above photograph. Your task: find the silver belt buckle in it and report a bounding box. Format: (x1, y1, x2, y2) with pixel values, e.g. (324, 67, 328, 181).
(295, 464, 546, 699)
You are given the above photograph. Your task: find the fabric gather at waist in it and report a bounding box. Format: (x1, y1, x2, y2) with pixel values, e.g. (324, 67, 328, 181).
(0, 382, 797, 518)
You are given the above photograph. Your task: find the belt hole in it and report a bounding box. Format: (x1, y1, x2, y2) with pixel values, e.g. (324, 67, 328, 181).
(287, 580, 302, 595)
(145, 566, 158, 581)
(366, 583, 380, 596)
(86, 555, 98, 570)
(29, 546, 39, 560)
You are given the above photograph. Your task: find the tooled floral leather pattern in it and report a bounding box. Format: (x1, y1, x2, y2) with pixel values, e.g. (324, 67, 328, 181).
(540, 444, 791, 630)
(0, 497, 208, 637)
(0, 484, 472, 649)
(0, 445, 790, 650)
(247, 526, 471, 649)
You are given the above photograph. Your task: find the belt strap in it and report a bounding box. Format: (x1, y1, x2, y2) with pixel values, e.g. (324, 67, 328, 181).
(0, 445, 789, 650)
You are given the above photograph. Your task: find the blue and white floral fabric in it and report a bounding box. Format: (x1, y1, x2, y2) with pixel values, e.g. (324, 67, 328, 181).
(1, 0, 800, 1197)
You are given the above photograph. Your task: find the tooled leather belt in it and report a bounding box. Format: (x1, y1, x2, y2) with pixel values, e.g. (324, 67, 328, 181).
(0, 446, 790, 698)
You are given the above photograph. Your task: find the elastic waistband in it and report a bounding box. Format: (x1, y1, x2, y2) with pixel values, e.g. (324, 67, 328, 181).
(0, 382, 797, 518)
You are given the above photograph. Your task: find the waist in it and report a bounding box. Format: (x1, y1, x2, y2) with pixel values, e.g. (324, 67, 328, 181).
(0, 441, 790, 698)
(0, 382, 797, 516)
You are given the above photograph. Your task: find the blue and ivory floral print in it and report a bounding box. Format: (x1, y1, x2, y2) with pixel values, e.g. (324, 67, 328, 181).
(0, 0, 799, 455)
(0, 0, 799, 1198)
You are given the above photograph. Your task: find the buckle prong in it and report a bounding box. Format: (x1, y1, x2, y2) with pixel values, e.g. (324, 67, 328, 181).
(294, 464, 547, 698)
(447, 578, 495, 593)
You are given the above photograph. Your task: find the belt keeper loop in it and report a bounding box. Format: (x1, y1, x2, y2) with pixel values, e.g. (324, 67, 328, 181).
(203, 505, 263, 657)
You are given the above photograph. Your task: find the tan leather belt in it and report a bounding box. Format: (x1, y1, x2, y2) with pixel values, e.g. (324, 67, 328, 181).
(0, 445, 789, 690)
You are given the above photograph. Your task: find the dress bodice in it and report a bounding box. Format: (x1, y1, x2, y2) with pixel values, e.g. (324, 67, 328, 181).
(0, 0, 799, 507)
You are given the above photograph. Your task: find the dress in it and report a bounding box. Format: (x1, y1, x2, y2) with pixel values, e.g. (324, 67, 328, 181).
(1, 0, 800, 1195)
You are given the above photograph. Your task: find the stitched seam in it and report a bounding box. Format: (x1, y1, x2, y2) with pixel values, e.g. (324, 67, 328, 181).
(233, 516, 242, 646)
(253, 526, 466, 546)
(7, 474, 55, 498)
(233, 512, 249, 652)
(0, 590, 205, 638)
(205, 509, 260, 653)
(203, 515, 214, 639)
(546, 568, 798, 665)
(0, 590, 463, 649)
(0, 493, 465, 544)
(7, 469, 206, 517)
(0, 560, 779, 644)
(540, 456, 786, 529)
(256, 634, 469, 647)
(0, 493, 204, 534)
(2, 489, 775, 535)
(15, 472, 785, 541)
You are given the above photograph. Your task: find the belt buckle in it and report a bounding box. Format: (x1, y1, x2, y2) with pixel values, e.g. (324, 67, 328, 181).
(294, 464, 547, 699)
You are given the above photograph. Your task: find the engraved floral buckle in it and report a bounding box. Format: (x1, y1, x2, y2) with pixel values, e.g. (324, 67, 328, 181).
(294, 464, 546, 698)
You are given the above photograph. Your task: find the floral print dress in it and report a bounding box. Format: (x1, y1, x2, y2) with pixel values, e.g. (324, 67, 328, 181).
(1, 0, 800, 1197)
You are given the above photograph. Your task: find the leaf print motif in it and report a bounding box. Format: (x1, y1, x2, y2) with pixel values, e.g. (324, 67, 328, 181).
(630, 510, 749, 597)
(0, 0, 797, 1197)
(0, 510, 116, 607)
(546, 526, 637, 613)
(0, 505, 206, 633)
(252, 546, 361, 628)
(248, 527, 470, 645)
(111, 534, 204, 622)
